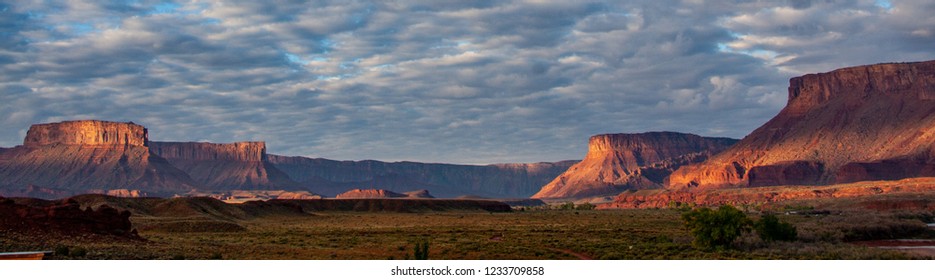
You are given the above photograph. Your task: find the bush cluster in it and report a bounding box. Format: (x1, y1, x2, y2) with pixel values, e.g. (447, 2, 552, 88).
(681, 205, 798, 250)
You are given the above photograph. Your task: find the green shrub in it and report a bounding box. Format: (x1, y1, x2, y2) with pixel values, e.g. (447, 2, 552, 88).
(412, 239, 429, 260)
(69, 247, 88, 257)
(576, 203, 595, 210)
(681, 205, 752, 250)
(559, 202, 575, 210)
(54, 245, 69, 257)
(755, 213, 797, 242)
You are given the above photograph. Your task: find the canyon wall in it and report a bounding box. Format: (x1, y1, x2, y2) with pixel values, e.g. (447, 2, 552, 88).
(149, 141, 297, 190)
(148, 141, 266, 162)
(668, 60, 935, 189)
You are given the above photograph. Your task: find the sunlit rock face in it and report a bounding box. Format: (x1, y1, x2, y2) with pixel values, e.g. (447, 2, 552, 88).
(668, 60, 935, 189)
(532, 132, 737, 199)
(0, 120, 198, 196)
(24, 120, 148, 147)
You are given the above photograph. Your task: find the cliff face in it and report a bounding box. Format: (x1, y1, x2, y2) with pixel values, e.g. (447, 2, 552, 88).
(0, 121, 199, 196)
(149, 141, 266, 161)
(668, 60, 935, 189)
(531, 132, 738, 199)
(24, 120, 148, 147)
(149, 141, 297, 190)
(267, 155, 576, 198)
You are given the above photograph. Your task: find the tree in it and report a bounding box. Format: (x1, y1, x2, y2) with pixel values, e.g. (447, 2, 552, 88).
(754, 213, 797, 242)
(576, 202, 595, 210)
(681, 205, 752, 250)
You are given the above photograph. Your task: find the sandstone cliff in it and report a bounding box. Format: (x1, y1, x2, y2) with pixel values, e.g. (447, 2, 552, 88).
(0, 121, 199, 196)
(149, 141, 297, 190)
(149, 141, 266, 161)
(24, 120, 148, 147)
(668, 60, 935, 189)
(532, 132, 738, 199)
(267, 155, 576, 198)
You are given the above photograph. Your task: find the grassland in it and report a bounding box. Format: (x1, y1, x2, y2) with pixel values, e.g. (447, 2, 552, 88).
(3, 202, 932, 260)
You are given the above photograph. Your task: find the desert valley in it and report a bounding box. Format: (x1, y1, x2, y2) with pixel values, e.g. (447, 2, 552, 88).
(3, 60, 935, 259)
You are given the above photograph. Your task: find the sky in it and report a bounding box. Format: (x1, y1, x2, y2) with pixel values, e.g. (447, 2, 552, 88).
(1, 0, 933, 164)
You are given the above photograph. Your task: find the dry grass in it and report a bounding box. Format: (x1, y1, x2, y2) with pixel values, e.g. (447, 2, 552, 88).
(4, 206, 932, 260)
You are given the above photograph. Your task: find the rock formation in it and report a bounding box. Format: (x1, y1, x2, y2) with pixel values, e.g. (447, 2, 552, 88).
(0, 120, 573, 199)
(24, 120, 148, 147)
(668, 60, 935, 189)
(532, 132, 738, 199)
(0, 196, 138, 238)
(267, 155, 576, 198)
(404, 189, 434, 198)
(149, 141, 297, 190)
(0, 120, 199, 196)
(88, 189, 148, 198)
(335, 188, 408, 199)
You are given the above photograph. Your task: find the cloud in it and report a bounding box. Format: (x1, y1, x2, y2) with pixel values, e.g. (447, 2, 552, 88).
(0, 0, 933, 164)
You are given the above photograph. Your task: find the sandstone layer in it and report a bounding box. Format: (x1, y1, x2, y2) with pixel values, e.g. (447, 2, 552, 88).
(532, 132, 737, 199)
(149, 141, 297, 190)
(668, 60, 935, 189)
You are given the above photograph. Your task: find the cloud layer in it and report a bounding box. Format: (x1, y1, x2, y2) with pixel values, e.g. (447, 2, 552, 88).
(1, 0, 933, 164)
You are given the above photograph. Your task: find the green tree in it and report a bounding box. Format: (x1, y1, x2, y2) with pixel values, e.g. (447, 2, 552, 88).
(681, 205, 752, 250)
(559, 202, 575, 210)
(754, 213, 797, 242)
(575, 202, 595, 210)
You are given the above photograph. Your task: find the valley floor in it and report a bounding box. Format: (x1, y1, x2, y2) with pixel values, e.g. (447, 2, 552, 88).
(3, 201, 934, 260)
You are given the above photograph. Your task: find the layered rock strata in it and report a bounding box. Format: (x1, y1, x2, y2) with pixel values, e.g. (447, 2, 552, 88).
(532, 132, 738, 199)
(0, 121, 199, 196)
(149, 141, 297, 190)
(668, 60, 935, 189)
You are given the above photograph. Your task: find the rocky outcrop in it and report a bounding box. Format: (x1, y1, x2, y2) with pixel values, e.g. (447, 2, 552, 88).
(267, 155, 576, 198)
(24, 120, 147, 147)
(404, 189, 434, 198)
(531, 132, 737, 199)
(0, 121, 200, 196)
(335, 189, 407, 199)
(88, 189, 148, 198)
(0, 196, 138, 238)
(179, 190, 323, 202)
(334, 188, 433, 199)
(669, 60, 935, 189)
(149, 141, 297, 190)
(603, 177, 935, 209)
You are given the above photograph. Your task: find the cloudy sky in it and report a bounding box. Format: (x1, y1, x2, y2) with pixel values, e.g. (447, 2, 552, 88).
(1, 0, 933, 164)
